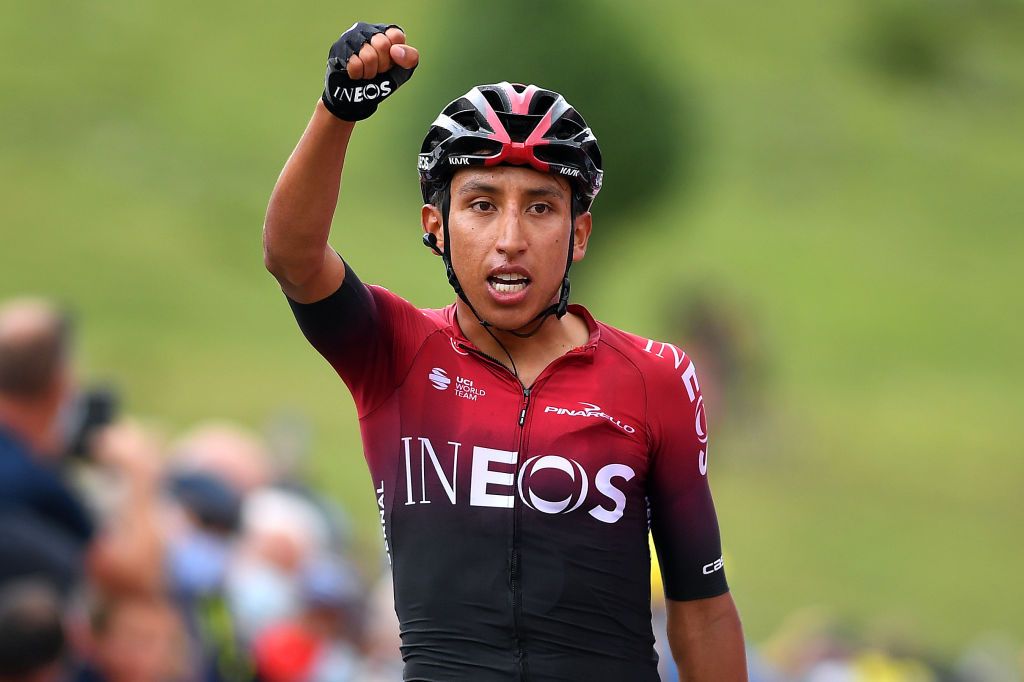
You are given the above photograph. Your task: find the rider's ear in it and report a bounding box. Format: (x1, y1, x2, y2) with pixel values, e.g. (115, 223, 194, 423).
(421, 204, 444, 255)
(571, 211, 592, 263)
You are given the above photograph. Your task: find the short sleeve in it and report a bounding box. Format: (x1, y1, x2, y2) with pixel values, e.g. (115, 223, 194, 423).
(286, 261, 438, 416)
(646, 352, 729, 601)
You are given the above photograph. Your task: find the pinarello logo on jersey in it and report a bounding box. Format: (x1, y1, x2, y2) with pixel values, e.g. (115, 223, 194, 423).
(543, 402, 636, 434)
(429, 368, 451, 391)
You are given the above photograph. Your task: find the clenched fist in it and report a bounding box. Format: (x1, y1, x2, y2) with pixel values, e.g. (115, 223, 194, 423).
(322, 22, 420, 122)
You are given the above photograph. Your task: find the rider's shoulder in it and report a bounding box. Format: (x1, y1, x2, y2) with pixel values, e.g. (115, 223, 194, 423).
(596, 319, 696, 379)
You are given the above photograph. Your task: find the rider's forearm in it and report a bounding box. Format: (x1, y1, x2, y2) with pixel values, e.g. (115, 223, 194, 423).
(667, 594, 748, 682)
(263, 100, 354, 288)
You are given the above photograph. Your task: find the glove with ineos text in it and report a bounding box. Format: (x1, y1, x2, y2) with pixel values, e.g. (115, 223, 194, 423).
(322, 22, 416, 121)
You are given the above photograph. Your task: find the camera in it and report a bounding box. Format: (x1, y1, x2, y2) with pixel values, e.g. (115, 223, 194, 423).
(63, 386, 119, 459)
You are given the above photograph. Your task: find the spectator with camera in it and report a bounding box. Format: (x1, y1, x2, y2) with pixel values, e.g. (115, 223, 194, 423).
(0, 297, 165, 596)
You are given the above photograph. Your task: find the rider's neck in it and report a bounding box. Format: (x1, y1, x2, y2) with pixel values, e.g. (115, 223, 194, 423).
(455, 300, 590, 386)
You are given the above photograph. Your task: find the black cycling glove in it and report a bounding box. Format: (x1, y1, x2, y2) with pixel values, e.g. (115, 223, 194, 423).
(321, 22, 416, 122)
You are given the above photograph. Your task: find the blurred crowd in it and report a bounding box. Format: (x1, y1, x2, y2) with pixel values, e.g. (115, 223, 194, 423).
(1, 295, 1020, 682)
(0, 297, 402, 682)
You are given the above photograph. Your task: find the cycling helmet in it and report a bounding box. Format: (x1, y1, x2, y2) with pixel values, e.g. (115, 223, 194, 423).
(418, 82, 603, 340)
(418, 82, 603, 210)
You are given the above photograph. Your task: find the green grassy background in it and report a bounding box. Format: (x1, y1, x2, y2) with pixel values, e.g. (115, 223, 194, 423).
(2, 0, 1022, 656)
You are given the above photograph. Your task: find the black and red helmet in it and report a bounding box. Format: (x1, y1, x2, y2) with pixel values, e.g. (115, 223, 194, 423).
(418, 82, 603, 210)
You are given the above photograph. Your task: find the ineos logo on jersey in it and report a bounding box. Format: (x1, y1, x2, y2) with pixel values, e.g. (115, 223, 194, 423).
(695, 396, 707, 445)
(641, 339, 710, 475)
(400, 437, 637, 524)
(428, 368, 450, 391)
(332, 80, 392, 103)
(544, 402, 636, 434)
(517, 455, 589, 514)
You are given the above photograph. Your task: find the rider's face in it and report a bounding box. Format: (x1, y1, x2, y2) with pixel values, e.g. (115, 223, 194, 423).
(423, 166, 592, 332)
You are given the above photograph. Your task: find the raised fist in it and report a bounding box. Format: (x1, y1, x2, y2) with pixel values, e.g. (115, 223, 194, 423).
(322, 22, 419, 122)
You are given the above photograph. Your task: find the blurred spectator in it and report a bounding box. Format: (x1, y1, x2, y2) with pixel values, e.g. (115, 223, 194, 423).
(226, 487, 331, 645)
(0, 580, 65, 682)
(0, 299, 93, 578)
(171, 422, 273, 496)
(252, 557, 365, 682)
(353, 574, 403, 682)
(0, 297, 166, 594)
(667, 287, 765, 428)
(73, 592, 187, 682)
(0, 511, 81, 598)
(163, 437, 251, 682)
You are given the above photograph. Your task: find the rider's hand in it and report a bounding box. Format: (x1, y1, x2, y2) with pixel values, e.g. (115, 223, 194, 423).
(321, 22, 419, 122)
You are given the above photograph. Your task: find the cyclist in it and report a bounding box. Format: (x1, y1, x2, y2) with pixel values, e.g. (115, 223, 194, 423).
(264, 21, 747, 681)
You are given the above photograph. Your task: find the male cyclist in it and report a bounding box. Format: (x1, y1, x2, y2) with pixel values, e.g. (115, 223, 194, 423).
(264, 22, 747, 681)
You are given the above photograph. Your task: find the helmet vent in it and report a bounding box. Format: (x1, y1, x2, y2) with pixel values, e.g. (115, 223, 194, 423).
(533, 144, 576, 166)
(421, 127, 452, 153)
(450, 109, 483, 132)
(529, 92, 557, 116)
(496, 112, 543, 143)
(546, 116, 585, 141)
(481, 89, 506, 113)
(447, 136, 503, 158)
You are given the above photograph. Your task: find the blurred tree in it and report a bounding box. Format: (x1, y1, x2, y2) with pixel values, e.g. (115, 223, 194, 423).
(857, 0, 1024, 85)
(404, 0, 704, 260)
(859, 1, 961, 83)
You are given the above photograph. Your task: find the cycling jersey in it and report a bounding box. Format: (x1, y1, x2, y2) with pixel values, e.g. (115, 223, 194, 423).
(287, 262, 729, 681)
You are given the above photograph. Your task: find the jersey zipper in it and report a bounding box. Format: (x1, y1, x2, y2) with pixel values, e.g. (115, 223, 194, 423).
(512, 385, 530, 679)
(459, 343, 532, 678)
(458, 340, 588, 680)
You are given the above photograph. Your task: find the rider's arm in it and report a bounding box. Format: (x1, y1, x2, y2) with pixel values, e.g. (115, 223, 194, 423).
(263, 104, 352, 304)
(666, 593, 747, 681)
(645, 350, 747, 679)
(266, 24, 426, 414)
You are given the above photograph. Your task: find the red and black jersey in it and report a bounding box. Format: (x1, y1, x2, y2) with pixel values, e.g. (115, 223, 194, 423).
(287, 262, 729, 681)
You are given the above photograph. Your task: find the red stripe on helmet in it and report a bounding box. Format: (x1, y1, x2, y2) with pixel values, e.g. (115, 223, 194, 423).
(525, 108, 554, 147)
(483, 141, 551, 173)
(478, 93, 511, 144)
(505, 83, 540, 115)
(480, 84, 551, 172)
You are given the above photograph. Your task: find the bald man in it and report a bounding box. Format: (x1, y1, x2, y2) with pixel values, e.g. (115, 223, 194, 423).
(0, 299, 92, 545)
(0, 298, 164, 595)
